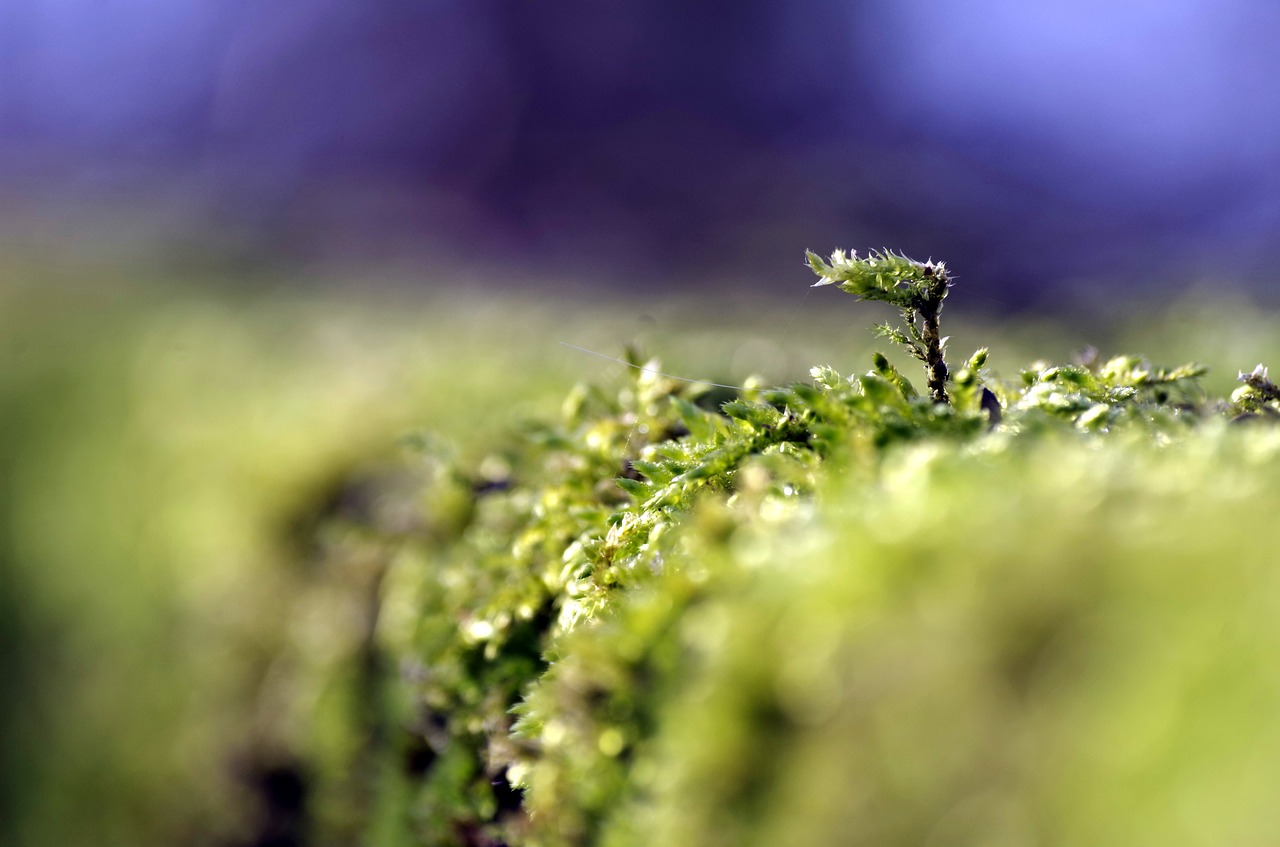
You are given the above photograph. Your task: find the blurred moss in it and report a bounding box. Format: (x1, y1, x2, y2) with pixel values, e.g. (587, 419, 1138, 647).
(0, 276, 597, 845)
(4, 254, 1280, 847)
(615, 432, 1280, 847)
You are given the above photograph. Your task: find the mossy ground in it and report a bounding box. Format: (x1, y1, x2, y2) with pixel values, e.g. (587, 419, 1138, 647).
(3, 264, 1279, 846)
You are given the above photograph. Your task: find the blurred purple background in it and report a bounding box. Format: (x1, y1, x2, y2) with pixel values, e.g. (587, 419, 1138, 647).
(3, 0, 1279, 307)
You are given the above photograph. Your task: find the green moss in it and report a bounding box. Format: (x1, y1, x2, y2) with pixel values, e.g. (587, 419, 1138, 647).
(612, 431, 1280, 847)
(283, 251, 1280, 846)
(9, 251, 1280, 846)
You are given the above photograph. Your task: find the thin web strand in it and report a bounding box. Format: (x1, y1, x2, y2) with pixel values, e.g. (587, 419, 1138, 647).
(775, 284, 813, 350)
(558, 342, 747, 391)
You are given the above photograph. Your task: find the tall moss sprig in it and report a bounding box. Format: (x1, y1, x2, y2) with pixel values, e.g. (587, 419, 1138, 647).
(807, 248, 954, 404)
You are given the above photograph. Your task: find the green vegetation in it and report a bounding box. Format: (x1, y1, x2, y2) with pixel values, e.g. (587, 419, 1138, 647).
(806, 248, 956, 403)
(6, 251, 1280, 846)
(290, 249, 1280, 846)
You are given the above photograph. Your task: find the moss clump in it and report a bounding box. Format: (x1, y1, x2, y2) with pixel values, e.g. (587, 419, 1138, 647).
(272, 250, 1280, 846)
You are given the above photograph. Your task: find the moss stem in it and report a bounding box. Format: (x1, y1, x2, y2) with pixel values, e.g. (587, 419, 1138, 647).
(919, 303, 949, 405)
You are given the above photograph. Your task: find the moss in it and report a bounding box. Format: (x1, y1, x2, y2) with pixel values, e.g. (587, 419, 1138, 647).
(285, 251, 1280, 845)
(9, 252, 1280, 846)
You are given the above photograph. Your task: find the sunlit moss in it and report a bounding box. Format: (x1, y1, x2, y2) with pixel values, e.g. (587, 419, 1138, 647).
(307, 254, 1280, 846)
(8, 254, 1280, 847)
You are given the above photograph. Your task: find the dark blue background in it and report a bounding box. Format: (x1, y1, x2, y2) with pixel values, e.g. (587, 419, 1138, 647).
(3, 0, 1279, 307)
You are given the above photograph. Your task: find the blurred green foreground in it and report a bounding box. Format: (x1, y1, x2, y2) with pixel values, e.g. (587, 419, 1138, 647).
(3, 266, 1280, 847)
